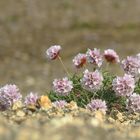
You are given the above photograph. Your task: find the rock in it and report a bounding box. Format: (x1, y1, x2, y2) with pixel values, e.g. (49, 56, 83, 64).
(66, 101, 78, 110)
(12, 101, 23, 110)
(38, 95, 52, 110)
(16, 110, 25, 117)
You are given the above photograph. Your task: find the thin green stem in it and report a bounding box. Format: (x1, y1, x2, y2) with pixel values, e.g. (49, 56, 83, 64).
(58, 55, 71, 77)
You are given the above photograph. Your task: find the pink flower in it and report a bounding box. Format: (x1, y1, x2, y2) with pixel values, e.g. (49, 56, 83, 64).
(52, 100, 67, 108)
(81, 69, 103, 92)
(0, 84, 22, 103)
(46, 45, 61, 60)
(73, 53, 86, 68)
(121, 56, 140, 78)
(104, 49, 120, 63)
(86, 99, 107, 112)
(112, 74, 135, 97)
(86, 48, 103, 67)
(24, 92, 38, 106)
(0, 84, 22, 110)
(53, 77, 73, 96)
(127, 93, 140, 113)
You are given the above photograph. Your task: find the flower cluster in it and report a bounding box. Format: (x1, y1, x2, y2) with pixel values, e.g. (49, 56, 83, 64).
(0, 45, 139, 114)
(45, 45, 139, 113)
(104, 49, 120, 63)
(127, 93, 140, 113)
(0, 84, 22, 110)
(53, 77, 73, 96)
(46, 45, 61, 60)
(86, 48, 103, 67)
(81, 69, 103, 92)
(86, 99, 107, 112)
(122, 56, 140, 78)
(112, 74, 135, 97)
(73, 53, 86, 68)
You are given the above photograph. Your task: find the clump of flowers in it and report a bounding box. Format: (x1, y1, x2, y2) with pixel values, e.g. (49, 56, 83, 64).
(104, 49, 120, 63)
(53, 77, 73, 96)
(86, 99, 107, 112)
(127, 93, 140, 113)
(73, 53, 86, 68)
(81, 69, 103, 92)
(122, 56, 140, 78)
(24, 92, 39, 107)
(112, 74, 135, 97)
(0, 84, 22, 110)
(86, 48, 103, 67)
(52, 100, 67, 108)
(46, 45, 61, 60)
(0, 47, 140, 115)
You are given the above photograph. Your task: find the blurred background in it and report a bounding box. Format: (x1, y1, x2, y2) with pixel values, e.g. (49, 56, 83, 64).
(0, 0, 140, 95)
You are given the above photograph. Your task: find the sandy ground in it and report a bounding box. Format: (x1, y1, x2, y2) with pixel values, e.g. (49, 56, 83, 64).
(0, 105, 140, 140)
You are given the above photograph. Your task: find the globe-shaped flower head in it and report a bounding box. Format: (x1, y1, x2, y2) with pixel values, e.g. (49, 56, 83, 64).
(53, 77, 73, 96)
(0, 84, 22, 110)
(122, 56, 140, 78)
(24, 92, 39, 106)
(52, 100, 67, 108)
(81, 69, 103, 92)
(112, 74, 135, 97)
(86, 99, 107, 112)
(104, 49, 120, 63)
(46, 45, 61, 60)
(86, 48, 103, 67)
(126, 93, 140, 113)
(73, 53, 86, 68)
